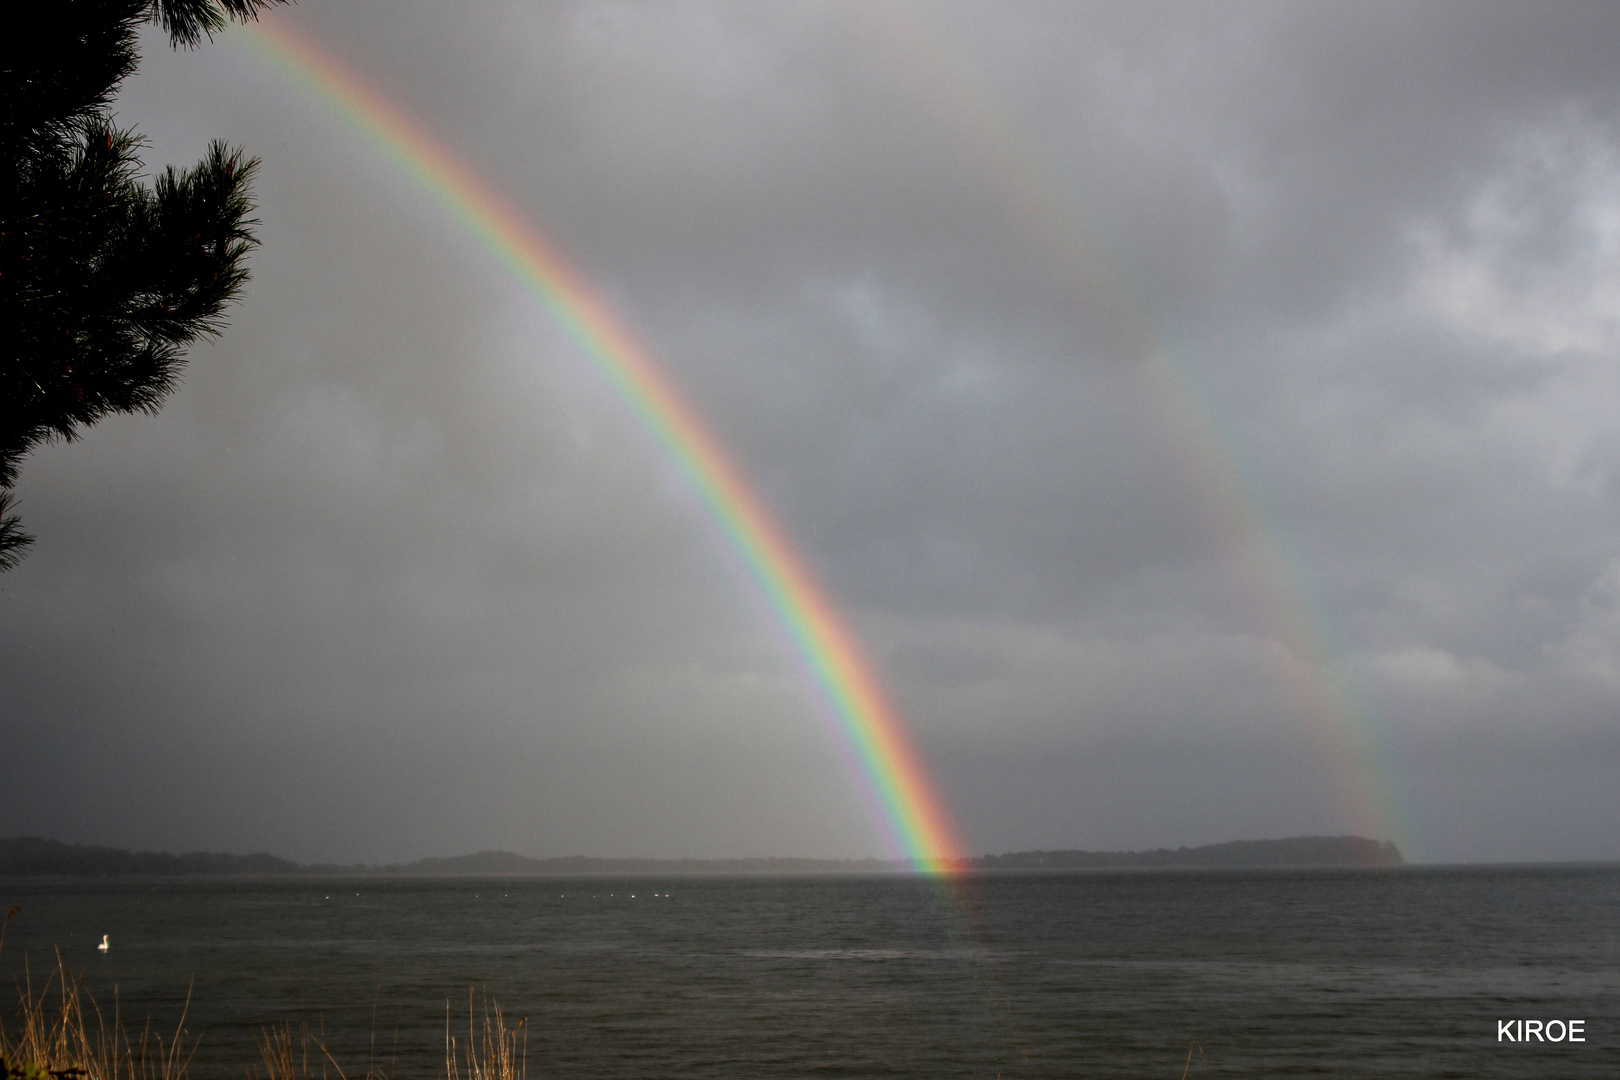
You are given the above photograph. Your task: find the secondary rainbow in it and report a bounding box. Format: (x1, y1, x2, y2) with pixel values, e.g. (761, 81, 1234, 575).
(869, 5, 1414, 855)
(240, 19, 964, 872)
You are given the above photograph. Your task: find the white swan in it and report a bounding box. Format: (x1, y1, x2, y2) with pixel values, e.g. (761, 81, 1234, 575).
(97, 934, 108, 952)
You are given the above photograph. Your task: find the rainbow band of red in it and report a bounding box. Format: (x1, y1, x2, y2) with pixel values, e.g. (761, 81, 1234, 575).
(242, 19, 964, 872)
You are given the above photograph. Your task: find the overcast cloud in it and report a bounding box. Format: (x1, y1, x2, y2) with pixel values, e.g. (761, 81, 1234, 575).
(4, 1, 1619, 864)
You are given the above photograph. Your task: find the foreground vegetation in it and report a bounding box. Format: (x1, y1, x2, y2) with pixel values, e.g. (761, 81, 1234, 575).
(0, 969, 524, 1080)
(0, 916, 523, 1080)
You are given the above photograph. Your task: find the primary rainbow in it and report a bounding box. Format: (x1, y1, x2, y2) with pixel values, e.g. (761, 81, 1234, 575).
(240, 19, 964, 872)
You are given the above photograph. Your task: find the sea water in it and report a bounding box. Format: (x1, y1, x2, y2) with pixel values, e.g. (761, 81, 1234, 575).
(0, 866, 1614, 1078)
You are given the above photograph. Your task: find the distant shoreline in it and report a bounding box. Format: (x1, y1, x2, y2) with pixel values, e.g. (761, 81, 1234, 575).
(0, 834, 1402, 877)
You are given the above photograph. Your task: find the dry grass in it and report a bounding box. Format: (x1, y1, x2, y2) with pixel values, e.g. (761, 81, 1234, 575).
(253, 1022, 313, 1080)
(3, 910, 526, 1080)
(250, 1019, 390, 1080)
(0, 955, 193, 1080)
(1, 974, 525, 1080)
(1179, 1039, 1206, 1078)
(444, 991, 525, 1080)
(247, 992, 523, 1080)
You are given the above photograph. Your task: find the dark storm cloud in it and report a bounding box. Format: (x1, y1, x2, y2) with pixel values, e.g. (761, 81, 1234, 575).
(3, 2, 1619, 862)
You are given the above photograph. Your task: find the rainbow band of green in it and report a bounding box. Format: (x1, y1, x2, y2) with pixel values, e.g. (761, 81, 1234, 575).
(241, 19, 963, 872)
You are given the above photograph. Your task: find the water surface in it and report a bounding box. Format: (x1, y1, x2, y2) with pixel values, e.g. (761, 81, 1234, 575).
(1, 865, 1613, 1077)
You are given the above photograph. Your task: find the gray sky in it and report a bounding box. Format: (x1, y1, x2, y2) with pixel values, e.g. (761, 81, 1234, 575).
(4, 0, 1619, 864)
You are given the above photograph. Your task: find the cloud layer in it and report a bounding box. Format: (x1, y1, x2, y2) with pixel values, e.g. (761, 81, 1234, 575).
(4, 1, 1619, 863)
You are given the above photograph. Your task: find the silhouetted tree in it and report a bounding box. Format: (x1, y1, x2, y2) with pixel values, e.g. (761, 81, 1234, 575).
(0, 0, 285, 570)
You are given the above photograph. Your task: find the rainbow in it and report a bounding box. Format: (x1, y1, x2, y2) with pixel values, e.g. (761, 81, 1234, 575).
(869, 5, 1415, 856)
(237, 19, 964, 872)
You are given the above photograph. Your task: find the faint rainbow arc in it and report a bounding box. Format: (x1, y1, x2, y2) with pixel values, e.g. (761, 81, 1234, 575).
(240, 20, 964, 872)
(870, 4, 1414, 855)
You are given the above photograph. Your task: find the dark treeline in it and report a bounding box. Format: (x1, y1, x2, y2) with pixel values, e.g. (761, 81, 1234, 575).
(401, 851, 903, 875)
(973, 836, 1404, 869)
(0, 835, 306, 876)
(0, 834, 1402, 877)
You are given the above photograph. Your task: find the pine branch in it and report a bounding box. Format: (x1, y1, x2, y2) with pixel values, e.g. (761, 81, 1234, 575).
(148, 0, 291, 49)
(0, 492, 34, 573)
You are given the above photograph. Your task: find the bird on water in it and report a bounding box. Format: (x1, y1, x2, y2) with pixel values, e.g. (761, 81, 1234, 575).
(97, 935, 108, 952)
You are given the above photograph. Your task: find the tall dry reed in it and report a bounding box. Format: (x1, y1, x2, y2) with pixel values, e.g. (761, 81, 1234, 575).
(443, 991, 524, 1080)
